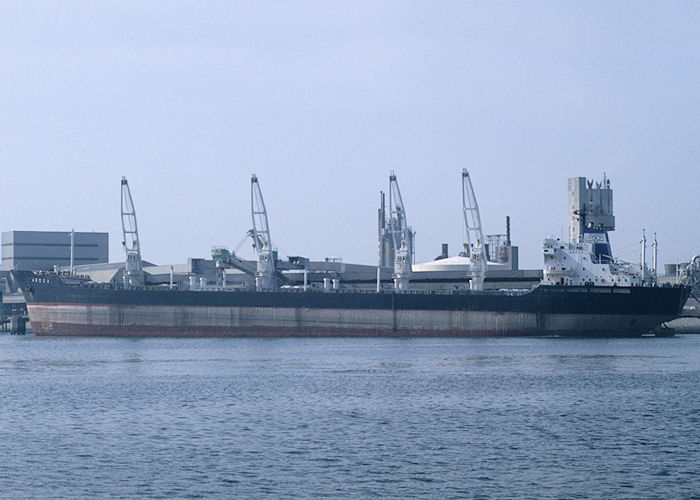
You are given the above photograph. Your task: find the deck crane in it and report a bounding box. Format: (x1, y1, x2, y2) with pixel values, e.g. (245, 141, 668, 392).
(211, 244, 257, 286)
(120, 176, 144, 288)
(461, 169, 487, 291)
(388, 172, 413, 290)
(251, 174, 277, 291)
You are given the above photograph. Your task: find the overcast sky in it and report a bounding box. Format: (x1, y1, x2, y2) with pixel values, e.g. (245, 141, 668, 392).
(1, 1, 698, 270)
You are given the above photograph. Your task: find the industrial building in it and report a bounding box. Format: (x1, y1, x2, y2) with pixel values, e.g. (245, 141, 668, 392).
(1, 231, 108, 271)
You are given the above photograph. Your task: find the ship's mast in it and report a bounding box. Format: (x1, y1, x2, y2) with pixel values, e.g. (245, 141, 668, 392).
(641, 229, 647, 284)
(251, 174, 277, 291)
(462, 169, 486, 291)
(120, 176, 144, 288)
(376, 191, 385, 292)
(388, 172, 413, 290)
(69, 229, 75, 275)
(652, 233, 658, 285)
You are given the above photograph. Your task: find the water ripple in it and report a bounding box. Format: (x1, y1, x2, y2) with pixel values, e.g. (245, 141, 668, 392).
(1, 335, 699, 498)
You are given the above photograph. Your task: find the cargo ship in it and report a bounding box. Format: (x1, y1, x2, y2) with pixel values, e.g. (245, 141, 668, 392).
(19, 273, 690, 337)
(14, 173, 693, 337)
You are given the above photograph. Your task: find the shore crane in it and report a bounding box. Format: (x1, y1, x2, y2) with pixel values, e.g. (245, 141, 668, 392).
(462, 169, 486, 291)
(680, 255, 700, 290)
(388, 172, 413, 290)
(251, 174, 277, 291)
(120, 176, 144, 288)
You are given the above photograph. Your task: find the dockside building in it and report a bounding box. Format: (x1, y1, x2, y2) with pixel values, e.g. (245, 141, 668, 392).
(1, 230, 108, 271)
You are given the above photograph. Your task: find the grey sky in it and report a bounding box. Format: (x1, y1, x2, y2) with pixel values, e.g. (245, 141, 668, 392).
(1, 1, 698, 270)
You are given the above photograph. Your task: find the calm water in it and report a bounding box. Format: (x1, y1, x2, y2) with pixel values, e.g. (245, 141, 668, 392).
(1, 335, 699, 499)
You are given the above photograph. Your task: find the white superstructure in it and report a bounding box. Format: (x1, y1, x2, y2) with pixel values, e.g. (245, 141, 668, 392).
(543, 175, 643, 287)
(542, 235, 642, 286)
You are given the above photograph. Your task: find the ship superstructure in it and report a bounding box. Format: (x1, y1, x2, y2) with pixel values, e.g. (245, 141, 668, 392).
(542, 175, 645, 287)
(542, 233, 643, 286)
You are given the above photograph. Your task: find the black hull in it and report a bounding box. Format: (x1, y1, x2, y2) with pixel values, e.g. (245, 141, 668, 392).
(20, 276, 691, 337)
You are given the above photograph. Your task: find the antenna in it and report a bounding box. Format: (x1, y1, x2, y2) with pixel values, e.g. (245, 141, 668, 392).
(377, 190, 385, 292)
(69, 229, 75, 275)
(652, 233, 658, 285)
(640, 229, 647, 285)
